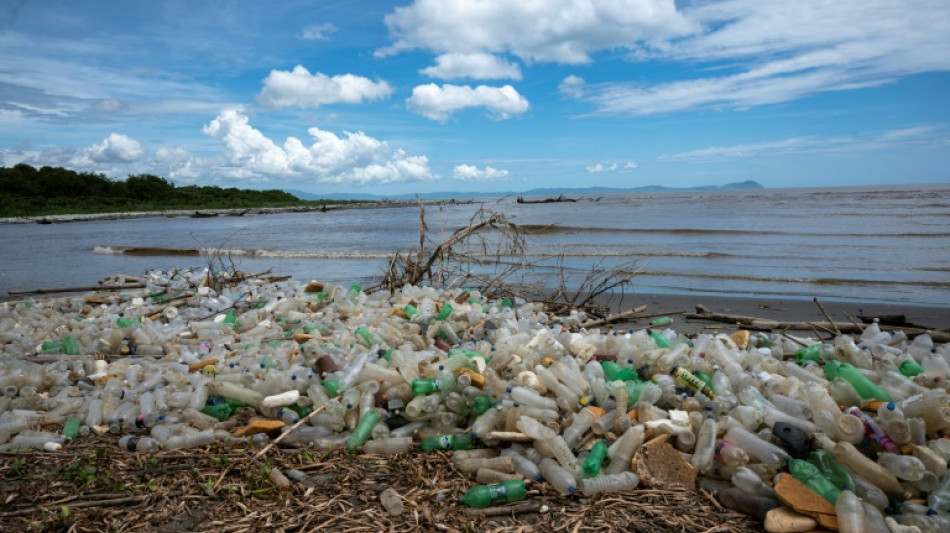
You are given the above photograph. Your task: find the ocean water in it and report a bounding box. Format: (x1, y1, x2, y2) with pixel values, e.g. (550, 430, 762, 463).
(1, 184, 948, 306)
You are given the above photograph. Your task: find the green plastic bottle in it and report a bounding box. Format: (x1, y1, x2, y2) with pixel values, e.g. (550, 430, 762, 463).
(898, 360, 924, 377)
(61, 336, 79, 355)
(223, 311, 237, 324)
(501, 298, 513, 309)
(693, 370, 715, 393)
(419, 433, 475, 452)
(411, 374, 455, 396)
(346, 410, 382, 451)
(650, 316, 672, 327)
(344, 283, 362, 300)
(823, 361, 891, 402)
(795, 344, 835, 364)
(459, 480, 527, 508)
(582, 440, 609, 477)
(436, 303, 454, 321)
(62, 417, 81, 440)
(116, 317, 139, 329)
(470, 396, 493, 415)
(788, 458, 841, 504)
(623, 381, 651, 407)
(403, 304, 420, 319)
(323, 379, 340, 397)
(601, 361, 640, 383)
(354, 326, 376, 347)
(807, 449, 854, 491)
(649, 330, 670, 348)
(40, 341, 63, 354)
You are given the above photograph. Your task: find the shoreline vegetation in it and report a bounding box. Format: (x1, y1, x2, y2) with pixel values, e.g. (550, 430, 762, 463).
(0, 164, 406, 223)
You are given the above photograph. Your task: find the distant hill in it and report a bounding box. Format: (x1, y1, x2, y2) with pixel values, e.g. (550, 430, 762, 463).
(286, 180, 764, 201)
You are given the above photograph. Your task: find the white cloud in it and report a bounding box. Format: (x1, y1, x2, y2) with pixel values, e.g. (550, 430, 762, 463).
(407, 84, 529, 122)
(300, 23, 337, 41)
(420, 53, 522, 80)
(82, 133, 146, 163)
(558, 75, 585, 98)
(202, 109, 435, 184)
(453, 164, 510, 181)
(586, 163, 617, 173)
(571, 0, 950, 116)
(257, 66, 393, 110)
(660, 126, 940, 160)
(586, 161, 638, 173)
(378, 0, 696, 63)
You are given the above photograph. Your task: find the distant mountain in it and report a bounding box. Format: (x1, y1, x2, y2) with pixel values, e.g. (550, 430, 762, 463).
(285, 180, 763, 201)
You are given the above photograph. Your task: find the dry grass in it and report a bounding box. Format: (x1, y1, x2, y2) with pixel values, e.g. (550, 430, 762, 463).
(0, 434, 763, 533)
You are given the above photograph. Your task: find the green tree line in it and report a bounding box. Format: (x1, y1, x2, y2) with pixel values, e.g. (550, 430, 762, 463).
(0, 164, 348, 217)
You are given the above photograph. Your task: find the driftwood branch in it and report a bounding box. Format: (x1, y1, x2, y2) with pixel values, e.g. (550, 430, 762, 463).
(8, 283, 146, 296)
(581, 305, 648, 328)
(465, 503, 542, 517)
(688, 305, 950, 342)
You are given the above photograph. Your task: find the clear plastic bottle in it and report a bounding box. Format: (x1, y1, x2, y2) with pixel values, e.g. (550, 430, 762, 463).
(538, 458, 576, 495)
(118, 435, 161, 452)
(581, 471, 640, 496)
(835, 490, 865, 533)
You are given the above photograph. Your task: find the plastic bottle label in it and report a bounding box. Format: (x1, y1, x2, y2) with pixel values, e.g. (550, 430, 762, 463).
(439, 436, 451, 449)
(672, 367, 717, 399)
(124, 437, 140, 451)
(135, 415, 147, 428)
(487, 483, 507, 503)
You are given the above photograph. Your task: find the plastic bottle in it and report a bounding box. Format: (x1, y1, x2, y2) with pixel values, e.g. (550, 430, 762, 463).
(582, 440, 608, 477)
(363, 436, 413, 454)
(538, 458, 576, 495)
(788, 458, 841, 504)
(118, 435, 161, 452)
(732, 467, 773, 496)
(831, 442, 905, 497)
(500, 448, 542, 481)
(671, 366, 717, 399)
(807, 449, 854, 491)
(690, 417, 717, 474)
(725, 426, 789, 468)
(62, 416, 81, 440)
(459, 479, 527, 508)
(346, 409, 381, 451)
(419, 433, 474, 452)
(824, 361, 892, 402)
(581, 471, 640, 496)
(794, 343, 835, 364)
(927, 469, 950, 512)
(877, 452, 926, 482)
(835, 490, 865, 533)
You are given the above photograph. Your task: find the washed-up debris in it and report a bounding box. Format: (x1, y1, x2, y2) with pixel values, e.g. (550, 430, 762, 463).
(1, 267, 949, 533)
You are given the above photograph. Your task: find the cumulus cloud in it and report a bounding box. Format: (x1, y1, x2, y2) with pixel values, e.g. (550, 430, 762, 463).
(83, 133, 146, 163)
(407, 84, 529, 122)
(453, 164, 510, 181)
(420, 53, 522, 80)
(300, 22, 337, 41)
(202, 109, 435, 184)
(575, 0, 950, 115)
(257, 66, 393, 110)
(558, 75, 586, 98)
(378, 0, 695, 63)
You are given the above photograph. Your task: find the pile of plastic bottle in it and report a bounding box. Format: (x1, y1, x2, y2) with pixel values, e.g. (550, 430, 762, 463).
(1, 270, 949, 532)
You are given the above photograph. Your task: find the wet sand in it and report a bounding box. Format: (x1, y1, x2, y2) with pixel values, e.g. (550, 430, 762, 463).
(593, 292, 950, 336)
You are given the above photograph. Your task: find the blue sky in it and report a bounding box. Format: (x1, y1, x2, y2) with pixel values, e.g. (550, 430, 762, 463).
(1, 0, 948, 195)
